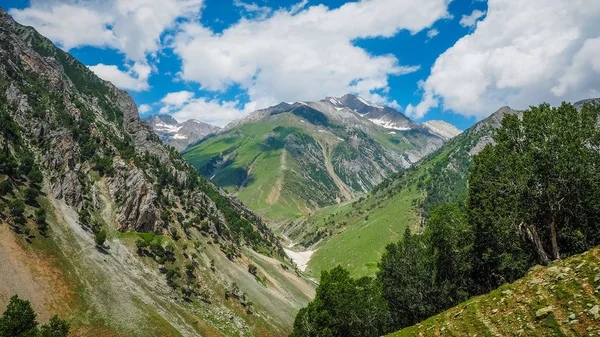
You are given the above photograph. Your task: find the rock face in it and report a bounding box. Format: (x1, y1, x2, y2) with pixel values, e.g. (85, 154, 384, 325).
(422, 120, 462, 140)
(0, 8, 279, 247)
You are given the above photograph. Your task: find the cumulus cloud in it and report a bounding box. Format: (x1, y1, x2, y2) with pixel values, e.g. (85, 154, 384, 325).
(459, 9, 485, 28)
(10, 0, 203, 61)
(157, 91, 245, 127)
(407, 0, 600, 119)
(173, 0, 450, 112)
(138, 104, 152, 113)
(159, 91, 195, 113)
(88, 62, 152, 91)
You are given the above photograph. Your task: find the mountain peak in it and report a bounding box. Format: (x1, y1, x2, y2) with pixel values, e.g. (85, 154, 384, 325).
(422, 120, 462, 140)
(144, 115, 220, 150)
(145, 114, 179, 126)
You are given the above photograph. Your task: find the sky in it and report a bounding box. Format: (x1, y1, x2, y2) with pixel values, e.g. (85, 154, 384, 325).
(3, 0, 600, 130)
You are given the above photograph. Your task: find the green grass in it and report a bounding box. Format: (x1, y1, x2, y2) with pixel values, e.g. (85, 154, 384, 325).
(183, 114, 342, 221)
(307, 185, 422, 278)
(388, 247, 600, 337)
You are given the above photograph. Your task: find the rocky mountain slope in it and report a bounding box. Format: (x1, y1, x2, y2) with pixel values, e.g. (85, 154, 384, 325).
(0, 8, 313, 336)
(388, 246, 600, 336)
(422, 120, 462, 140)
(144, 114, 220, 151)
(183, 95, 447, 221)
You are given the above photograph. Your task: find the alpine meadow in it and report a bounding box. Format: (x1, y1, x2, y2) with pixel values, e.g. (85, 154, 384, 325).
(1, 1, 600, 337)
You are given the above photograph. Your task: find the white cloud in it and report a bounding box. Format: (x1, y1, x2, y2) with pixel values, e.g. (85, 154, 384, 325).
(159, 91, 196, 113)
(407, 0, 600, 119)
(138, 104, 152, 113)
(427, 28, 439, 39)
(88, 62, 151, 91)
(10, 0, 203, 61)
(156, 91, 246, 127)
(234, 0, 272, 19)
(173, 0, 450, 113)
(459, 9, 485, 28)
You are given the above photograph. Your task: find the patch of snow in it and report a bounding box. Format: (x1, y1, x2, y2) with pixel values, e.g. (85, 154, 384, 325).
(173, 133, 187, 140)
(335, 107, 344, 111)
(318, 129, 325, 133)
(328, 97, 342, 106)
(283, 248, 315, 272)
(369, 118, 411, 131)
(388, 131, 396, 134)
(337, 137, 344, 141)
(210, 174, 216, 179)
(154, 123, 182, 133)
(300, 120, 304, 123)
(357, 96, 384, 109)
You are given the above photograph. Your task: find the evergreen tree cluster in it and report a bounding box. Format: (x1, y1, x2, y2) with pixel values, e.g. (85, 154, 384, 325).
(291, 102, 600, 336)
(0, 295, 69, 337)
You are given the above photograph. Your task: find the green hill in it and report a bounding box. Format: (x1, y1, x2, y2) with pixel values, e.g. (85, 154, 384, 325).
(183, 98, 445, 222)
(388, 247, 600, 336)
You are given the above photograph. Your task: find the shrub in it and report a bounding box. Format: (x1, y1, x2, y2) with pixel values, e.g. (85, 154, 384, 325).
(94, 229, 107, 247)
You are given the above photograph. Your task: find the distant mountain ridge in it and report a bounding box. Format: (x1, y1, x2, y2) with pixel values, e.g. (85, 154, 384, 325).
(183, 94, 452, 221)
(144, 114, 220, 151)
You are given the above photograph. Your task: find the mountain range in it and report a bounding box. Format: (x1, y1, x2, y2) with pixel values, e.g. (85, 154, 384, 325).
(144, 114, 221, 151)
(2, 6, 599, 337)
(182, 94, 460, 221)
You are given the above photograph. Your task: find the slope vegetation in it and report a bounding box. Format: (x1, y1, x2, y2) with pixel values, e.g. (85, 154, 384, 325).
(389, 247, 600, 336)
(183, 97, 445, 221)
(292, 106, 521, 278)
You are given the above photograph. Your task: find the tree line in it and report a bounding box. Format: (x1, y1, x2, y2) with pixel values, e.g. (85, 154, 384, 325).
(291, 102, 600, 336)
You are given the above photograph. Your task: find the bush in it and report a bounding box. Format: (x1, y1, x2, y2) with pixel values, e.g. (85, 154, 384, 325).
(94, 229, 107, 247)
(10, 200, 25, 217)
(24, 187, 40, 203)
(27, 168, 43, 185)
(248, 264, 258, 276)
(0, 180, 11, 195)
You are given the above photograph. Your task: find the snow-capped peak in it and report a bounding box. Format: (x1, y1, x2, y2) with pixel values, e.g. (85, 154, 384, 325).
(357, 96, 384, 109)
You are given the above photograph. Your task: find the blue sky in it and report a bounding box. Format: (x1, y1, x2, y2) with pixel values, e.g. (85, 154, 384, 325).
(4, 0, 599, 130)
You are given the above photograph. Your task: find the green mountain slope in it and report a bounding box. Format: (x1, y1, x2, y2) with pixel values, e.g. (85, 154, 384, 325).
(291, 106, 522, 278)
(0, 9, 313, 336)
(388, 246, 600, 336)
(183, 98, 445, 221)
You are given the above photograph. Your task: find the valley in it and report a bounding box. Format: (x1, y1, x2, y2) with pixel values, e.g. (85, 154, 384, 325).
(1, 2, 600, 337)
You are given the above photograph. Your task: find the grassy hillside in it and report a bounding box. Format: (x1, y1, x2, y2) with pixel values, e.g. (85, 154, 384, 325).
(184, 105, 441, 222)
(389, 247, 600, 336)
(294, 107, 520, 278)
